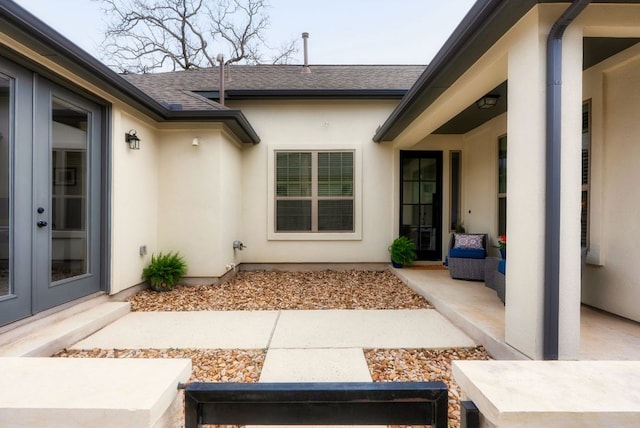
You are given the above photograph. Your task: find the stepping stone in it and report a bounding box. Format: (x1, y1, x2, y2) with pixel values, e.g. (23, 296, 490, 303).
(0, 357, 191, 428)
(260, 348, 372, 382)
(270, 309, 476, 349)
(72, 311, 279, 350)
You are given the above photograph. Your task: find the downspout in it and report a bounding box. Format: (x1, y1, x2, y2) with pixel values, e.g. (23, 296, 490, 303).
(544, 0, 590, 360)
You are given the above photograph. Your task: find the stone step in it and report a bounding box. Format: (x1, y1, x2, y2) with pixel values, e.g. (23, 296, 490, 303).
(0, 301, 130, 357)
(0, 357, 191, 428)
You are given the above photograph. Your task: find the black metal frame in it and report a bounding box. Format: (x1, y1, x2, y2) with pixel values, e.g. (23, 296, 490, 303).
(461, 400, 480, 428)
(184, 381, 449, 428)
(399, 150, 443, 261)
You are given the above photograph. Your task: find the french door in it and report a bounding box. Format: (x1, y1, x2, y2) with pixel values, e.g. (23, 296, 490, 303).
(0, 57, 103, 325)
(400, 151, 443, 261)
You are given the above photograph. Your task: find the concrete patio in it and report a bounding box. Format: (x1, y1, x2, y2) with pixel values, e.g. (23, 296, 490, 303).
(394, 267, 640, 360)
(1, 266, 639, 427)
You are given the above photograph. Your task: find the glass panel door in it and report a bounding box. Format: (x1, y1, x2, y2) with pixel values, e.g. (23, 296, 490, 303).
(51, 99, 88, 281)
(33, 79, 102, 313)
(400, 151, 443, 260)
(0, 74, 10, 298)
(0, 58, 33, 326)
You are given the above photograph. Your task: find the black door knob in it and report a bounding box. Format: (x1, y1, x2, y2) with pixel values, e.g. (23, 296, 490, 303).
(37, 221, 48, 228)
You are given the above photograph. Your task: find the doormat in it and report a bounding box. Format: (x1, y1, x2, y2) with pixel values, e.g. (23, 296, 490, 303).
(406, 265, 448, 270)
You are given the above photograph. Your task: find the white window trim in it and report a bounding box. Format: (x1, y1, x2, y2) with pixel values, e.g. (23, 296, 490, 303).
(267, 144, 362, 241)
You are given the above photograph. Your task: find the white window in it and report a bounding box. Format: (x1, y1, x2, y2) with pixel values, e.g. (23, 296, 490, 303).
(275, 151, 354, 232)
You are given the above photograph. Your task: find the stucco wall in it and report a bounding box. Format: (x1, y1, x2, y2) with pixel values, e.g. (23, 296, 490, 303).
(155, 127, 243, 280)
(581, 48, 640, 323)
(109, 109, 160, 294)
(235, 100, 398, 263)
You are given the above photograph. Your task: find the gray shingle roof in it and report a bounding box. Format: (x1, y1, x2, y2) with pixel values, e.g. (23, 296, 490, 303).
(122, 65, 425, 109)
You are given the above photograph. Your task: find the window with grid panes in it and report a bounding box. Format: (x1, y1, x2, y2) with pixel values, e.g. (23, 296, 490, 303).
(275, 151, 354, 232)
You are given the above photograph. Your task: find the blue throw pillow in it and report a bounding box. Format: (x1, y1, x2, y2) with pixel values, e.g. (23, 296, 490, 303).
(449, 248, 486, 259)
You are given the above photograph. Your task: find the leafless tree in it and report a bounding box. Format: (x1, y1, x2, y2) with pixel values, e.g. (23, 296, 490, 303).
(96, 0, 297, 73)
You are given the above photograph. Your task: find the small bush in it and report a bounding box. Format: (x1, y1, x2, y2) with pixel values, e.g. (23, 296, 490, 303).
(388, 236, 417, 267)
(142, 252, 187, 292)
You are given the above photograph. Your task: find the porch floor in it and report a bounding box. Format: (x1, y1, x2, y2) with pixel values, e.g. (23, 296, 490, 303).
(394, 267, 640, 360)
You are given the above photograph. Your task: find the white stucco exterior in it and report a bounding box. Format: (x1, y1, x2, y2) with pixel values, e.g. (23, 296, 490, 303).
(2, 0, 640, 360)
(236, 100, 399, 263)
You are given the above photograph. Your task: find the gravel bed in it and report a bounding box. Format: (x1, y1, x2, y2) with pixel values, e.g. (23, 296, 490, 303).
(128, 269, 433, 311)
(54, 270, 492, 428)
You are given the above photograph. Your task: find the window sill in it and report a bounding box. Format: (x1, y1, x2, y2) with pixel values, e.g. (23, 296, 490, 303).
(268, 231, 362, 241)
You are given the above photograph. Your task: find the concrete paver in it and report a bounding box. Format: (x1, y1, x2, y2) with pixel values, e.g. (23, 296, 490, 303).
(260, 348, 372, 382)
(0, 357, 191, 427)
(269, 309, 476, 349)
(453, 360, 640, 427)
(72, 311, 280, 350)
(72, 309, 475, 351)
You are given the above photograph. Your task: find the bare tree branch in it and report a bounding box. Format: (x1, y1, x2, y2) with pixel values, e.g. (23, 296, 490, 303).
(95, 0, 297, 72)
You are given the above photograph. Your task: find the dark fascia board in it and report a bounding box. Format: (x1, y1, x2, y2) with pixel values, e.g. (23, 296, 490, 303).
(167, 110, 261, 144)
(227, 89, 408, 100)
(0, 1, 260, 144)
(373, 0, 548, 142)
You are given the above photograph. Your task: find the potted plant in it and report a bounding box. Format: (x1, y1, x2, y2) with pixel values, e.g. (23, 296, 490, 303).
(498, 235, 507, 259)
(142, 251, 187, 292)
(388, 236, 417, 268)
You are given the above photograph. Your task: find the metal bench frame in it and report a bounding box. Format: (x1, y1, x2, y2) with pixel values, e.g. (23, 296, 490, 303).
(183, 381, 449, 428)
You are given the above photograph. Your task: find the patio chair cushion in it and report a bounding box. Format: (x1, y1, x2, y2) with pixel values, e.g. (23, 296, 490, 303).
(453, 233, 485, 249)
(449, 247, 486, 259)
(498, 260, 506, 275)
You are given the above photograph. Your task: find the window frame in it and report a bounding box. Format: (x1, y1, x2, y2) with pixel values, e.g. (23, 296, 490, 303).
(449, 150, 462, 231)
(268, 145, 362, 241)
(581, 100, 591, 248)
(497, 134, 507, 237)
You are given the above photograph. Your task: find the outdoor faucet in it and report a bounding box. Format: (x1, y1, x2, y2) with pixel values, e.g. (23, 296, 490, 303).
(233, 240, 246, 250)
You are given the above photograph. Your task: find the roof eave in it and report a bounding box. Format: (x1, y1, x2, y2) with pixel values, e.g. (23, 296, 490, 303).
(225, 89, 409, 100)
(167, 110, 261, 144)
(0, 1, 260, 144)
(373, 0, 539, 142)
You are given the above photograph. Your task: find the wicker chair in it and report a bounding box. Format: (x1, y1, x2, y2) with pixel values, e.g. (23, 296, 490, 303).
(447, 233, 488, 281)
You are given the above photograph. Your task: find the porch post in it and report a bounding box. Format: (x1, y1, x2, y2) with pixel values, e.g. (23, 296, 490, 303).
(505, 6, 582, 360)
(505, 9, 549, 360)
(556, 21, 583, 360)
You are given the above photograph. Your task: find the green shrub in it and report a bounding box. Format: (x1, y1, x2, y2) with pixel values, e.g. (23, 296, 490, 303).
(142, 252, 187, 292)
(388, 236, 417, 267)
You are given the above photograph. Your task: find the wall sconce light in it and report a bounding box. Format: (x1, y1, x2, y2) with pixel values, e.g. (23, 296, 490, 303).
(192, 137, 200, 147)
(125, 129, 140, 150)
(475, 94, 500, 109)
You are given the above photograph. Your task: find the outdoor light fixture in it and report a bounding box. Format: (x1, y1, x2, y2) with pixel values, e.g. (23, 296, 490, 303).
(476, 94, 500, 109)
(192, 137, 200, 146)
(125, 129, 140, 150)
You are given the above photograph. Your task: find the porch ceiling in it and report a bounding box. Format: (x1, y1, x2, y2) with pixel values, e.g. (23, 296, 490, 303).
(432, 37, 639, 135)
(374, 1, 640, 142)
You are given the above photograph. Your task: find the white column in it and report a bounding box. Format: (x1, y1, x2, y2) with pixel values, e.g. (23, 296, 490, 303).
(505, 12, 548, 360)
(505, 6, 582, 360)
(558, 24, 583, 360)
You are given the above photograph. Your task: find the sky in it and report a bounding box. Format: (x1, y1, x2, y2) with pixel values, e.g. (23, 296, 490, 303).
(13, 0, 476, 66)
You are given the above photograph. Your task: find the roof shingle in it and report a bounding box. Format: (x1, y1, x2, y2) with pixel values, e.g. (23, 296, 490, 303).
(122, 64, 425, 109)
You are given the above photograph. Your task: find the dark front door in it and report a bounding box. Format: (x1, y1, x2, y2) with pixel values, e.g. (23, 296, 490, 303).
(0, 56, 103, 326)
(400, 151, 443, 261)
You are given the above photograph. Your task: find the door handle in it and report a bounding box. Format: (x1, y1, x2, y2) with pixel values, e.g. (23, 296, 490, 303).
(37, 220, 48, 228)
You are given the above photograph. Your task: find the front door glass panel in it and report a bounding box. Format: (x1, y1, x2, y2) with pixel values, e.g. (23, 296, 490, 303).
(0, 74, 11, 297)
(50, 98, 88, 282)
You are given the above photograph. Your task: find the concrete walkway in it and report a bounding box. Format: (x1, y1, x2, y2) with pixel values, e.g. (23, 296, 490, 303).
(72, 309, 476, 382)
